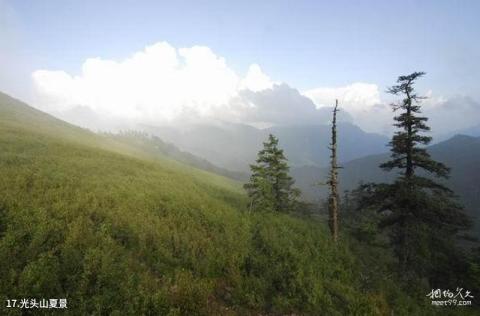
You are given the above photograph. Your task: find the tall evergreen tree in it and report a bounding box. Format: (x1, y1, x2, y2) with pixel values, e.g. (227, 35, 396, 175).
(244, 134, 300, 213)
(357, 72, 471, 283)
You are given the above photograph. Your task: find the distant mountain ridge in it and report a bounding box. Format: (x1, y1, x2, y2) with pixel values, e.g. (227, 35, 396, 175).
(436, 123, 480, 143)
(292, 134, 480, 235)
(104, 131, 248, 181)
(142, 121, 389, 172)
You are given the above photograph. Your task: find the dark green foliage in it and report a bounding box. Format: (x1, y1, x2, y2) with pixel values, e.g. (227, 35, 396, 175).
(381, 72, 445, 178)
(354, 73, 472, 285)
(343, 186, 478, 315)
(292, 134, 480, 238)
(244, 134, 300, 213)
(1, 92, 477, 314)
(236, 213, 381, 315)
(0, 92, 393, 315)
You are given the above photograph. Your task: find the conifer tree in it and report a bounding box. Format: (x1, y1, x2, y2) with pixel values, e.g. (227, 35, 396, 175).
(244, 134, 300, 213)
(357, 72, 471, 282)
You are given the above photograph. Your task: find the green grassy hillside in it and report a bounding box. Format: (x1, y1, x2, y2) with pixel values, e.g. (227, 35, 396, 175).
(0, 92, 469, 315)
(103, 131, 248, 182)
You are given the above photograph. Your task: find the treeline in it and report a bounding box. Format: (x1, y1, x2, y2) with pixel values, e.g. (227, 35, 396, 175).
(243, 72, 480, 306)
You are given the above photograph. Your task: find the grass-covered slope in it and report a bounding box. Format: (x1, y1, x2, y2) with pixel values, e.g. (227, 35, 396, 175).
(103, 131, 248, 182)
(0, 92, 386, 315)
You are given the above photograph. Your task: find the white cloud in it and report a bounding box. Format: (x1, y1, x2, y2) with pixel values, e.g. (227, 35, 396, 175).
(32, 42, 334, 129)
(303, 82, 381, 113)
(303, 83, 390, 134)
(33, 42, 244, 124)
(422, 89, 447, 108)
(234, 83, 353, 127)
(304, 83, 480, 136)
(422, 94, 480, 136)
(303, 83, 480, 136)
(31, 42, 479, 136)
(240, 64, 275, 92)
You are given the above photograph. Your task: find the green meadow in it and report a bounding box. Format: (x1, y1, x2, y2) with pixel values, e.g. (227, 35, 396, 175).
(0, 92, 474, 315)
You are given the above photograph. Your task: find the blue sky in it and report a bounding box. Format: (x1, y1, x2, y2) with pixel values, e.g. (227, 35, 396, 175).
(1, 0, 479, 135)
(3, 0, 479, 94)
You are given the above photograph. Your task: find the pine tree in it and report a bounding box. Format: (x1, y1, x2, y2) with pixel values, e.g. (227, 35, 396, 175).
(328, 100, 340, 243)
(244, 134, 300, 213)
(357, 72, 471, 282)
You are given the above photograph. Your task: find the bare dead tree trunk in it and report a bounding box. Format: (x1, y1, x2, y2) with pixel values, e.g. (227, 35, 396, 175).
(328, 100, 340, 243)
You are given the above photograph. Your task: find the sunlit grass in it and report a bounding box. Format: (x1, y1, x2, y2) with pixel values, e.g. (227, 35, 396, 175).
(0, 92, 462, 315)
